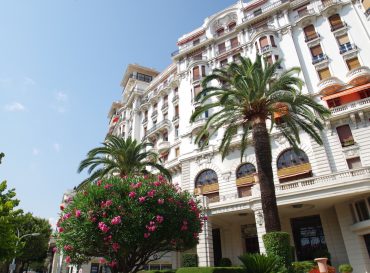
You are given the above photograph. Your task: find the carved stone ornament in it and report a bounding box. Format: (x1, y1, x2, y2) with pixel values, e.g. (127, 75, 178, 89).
(343, 145, 360, 158)
(212, 13, 238, 31)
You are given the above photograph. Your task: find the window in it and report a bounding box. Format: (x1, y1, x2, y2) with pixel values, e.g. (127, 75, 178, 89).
(193, 66, 200, 81)
(216, 28, 225, 37)
(362, 0, 370, 11)
(163, 131, 168, 141)
(136, 73, 153, 83)
(354, 200, 369, 221)
(360, 88, 370, 99)
(337, 34, 350, 46)
(329, 14, 344, 31)
(277, 149, 310, 169)
(153, 103, 157, 110)
(346, 57, 361, 70)
(218, 42, 226, 54)
(347, 157, 362, 169)
(253, 8, 262, 16)
(233, 53, 241, 62)
(318, 68, 331, 80)
(236, 163, 257, 178)
(201, 65, 206, 77)
(266, 55, 273, 65)
(270, 35, 276, 47)
(163, 95, 168, 103)
(143, 126, 147, 136)
(193, 38, 200, 46)
(297, 5, 308, 17)
(175, 125, 179, 138)
(228, 22, 236, 31)
(175, 105, 179, 117)
(144, 111, 148, 118)
(336, 125, 354, 147)
(327, 98, 341, 108)
(230, 37, 239, 48)
(175, 147, 180, 157)
(310, 45, 323, 57)
(220, 59, 228, 67)
(259, 36, 269, 49)
(194, 85, 202, 98)
(195, 169, 218, 187)
(163, 113, 168, 120)
(304, 25, 318, 41)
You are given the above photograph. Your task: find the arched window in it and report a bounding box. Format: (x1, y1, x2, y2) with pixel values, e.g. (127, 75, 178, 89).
(236, 163, 256, 178)
(277, 149, 309, 169)
(195, 169, 218, 187)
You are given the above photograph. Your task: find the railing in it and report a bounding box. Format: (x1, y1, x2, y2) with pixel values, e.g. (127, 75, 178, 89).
(172, 115, 179, 122)
(346, 66, 370, 82)
(260, 45, 273, 54)
(277, 163, 312, 178)
(161, 102, 168, 110)
(243, 0, 289, 22)
(317, 77, 343, 92)
(295, 8, 315, 20)
(312, 53, 327, 64)
(172, 94, 179, 103)
(142, 117, 148, 124)
(339, 43, 356, 54)
(145, 119, 170, 136)
(275, 166, 370, 192)
(320, 0, 342, 9)
(216, 43, 240, 56)
(194, 183, 219, 195)
(129, 74, 152, 83)
(305, 33, 320, 42)
(236, 174, 256, 186)
(330, 97, 370, 115)
(151, 110, 158, 117)
(330, 22, 347, 31)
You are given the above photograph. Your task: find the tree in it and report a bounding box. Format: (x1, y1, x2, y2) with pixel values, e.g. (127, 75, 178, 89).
(13, 213, 52, 273)
(77, 136, 172, 187)
(56, 175, 204, 273)
(190, 56, 330, 232)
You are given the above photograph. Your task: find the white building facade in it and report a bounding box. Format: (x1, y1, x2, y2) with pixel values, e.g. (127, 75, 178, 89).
(107, 0, 370, 272)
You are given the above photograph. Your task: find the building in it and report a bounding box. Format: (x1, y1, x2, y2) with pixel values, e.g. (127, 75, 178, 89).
(107, 0, 370, 272)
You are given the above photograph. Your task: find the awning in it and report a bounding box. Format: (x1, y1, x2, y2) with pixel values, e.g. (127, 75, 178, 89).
(322, 83, 370, 101)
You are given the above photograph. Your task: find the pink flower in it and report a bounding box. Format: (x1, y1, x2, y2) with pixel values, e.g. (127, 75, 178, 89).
(103, 212, 107, 218)
(60, 204, 65, 211)
(104, 184, 113, 189)
(52, 247, 58, 253)
(103, 235, 112, 242)
(181, 225, 188, 231)
(64, 245, 73, 251)
(98, 222, 110, 233)
(105, 200, 113, 207)
(112, 242, 120, 252)
(128, 192, 136, 198)
(139, 197, 146, 203)
(144, 233, 151, 238)
(75, 210, 81, 218)
(99, 258, 106, 264)
(193, 233, 199, 239)
(63, 213, 71, 220)
(203, 216, 208, 221)
(108, 260, 117, 268)
(131, 182, 142, 189)
(147, 190, 156, 198)
(97, 180, 102, 186)
(158, 199, 164, 205)
(157, 175, 164, 181)
(153, 181, 161, 187)
(65, 256, 71, 263)
(111, 216, 121, 225)
(58, 227, 64, 233)
(156, 215, 164, 224)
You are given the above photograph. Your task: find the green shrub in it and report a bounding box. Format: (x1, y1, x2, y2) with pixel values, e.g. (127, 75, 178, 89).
(339, 264, 353, 273)
(146, 270, 176, 273)
(263, 232, 292, 270)
(182, 253, 198, 267)
(176, 267, 244, 273)
(219, 258, 232, 267)
(291, 261, 315, 273)
(239, 253, 278, 273)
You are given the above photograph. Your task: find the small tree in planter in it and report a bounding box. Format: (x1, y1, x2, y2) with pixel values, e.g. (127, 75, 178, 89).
(56, 175, 204, 273)
(339, 264, 353, 273)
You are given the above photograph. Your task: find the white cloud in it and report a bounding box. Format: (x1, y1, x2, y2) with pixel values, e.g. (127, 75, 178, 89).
(53, 143, 61, 152)
(4, 102, 25, 112)
(56, 91, 68, 102)
(24, 77, 36, 86)
(32, 148, 40, 156)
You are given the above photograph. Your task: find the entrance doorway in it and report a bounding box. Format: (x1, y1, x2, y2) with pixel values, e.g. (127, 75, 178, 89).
(245, 236, 260, 254)
(291, 215, 328, 261)
(212, 228, 222, 266)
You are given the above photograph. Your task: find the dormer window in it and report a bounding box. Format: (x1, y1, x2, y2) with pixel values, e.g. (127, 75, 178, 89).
(228, 22, 236, 31)
(216, 28, 225, 37)
(253, 8, 262, 16)
(193, 39, 200, 46)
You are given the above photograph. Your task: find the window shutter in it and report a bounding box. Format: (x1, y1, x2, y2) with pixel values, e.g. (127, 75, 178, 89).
(266, 55, 273, 64)
(329, 14, 342, 26)
(270, 35, 276, 47)
(337, 35, 349, 45)
(201, 65, 206, 77)
(259, 36, 269, 47)
(230, 37, 239, 48)
(346, 58, 360, 70)
(194, 85, 202, 97)
(318, 68, 331, 80)
(218, 43, 226, 53)
(336, 125, 353, 143)
(310, 45, 323, 56)
(304, 25, 316, 36)
(363, 0, 370, 10)
(193, 66, 200, 80)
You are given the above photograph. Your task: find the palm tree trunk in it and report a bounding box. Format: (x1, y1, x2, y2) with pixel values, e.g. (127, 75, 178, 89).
(252, 116, 281, 232)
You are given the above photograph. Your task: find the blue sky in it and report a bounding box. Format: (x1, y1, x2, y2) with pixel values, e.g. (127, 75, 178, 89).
(0, 1, 237, 226)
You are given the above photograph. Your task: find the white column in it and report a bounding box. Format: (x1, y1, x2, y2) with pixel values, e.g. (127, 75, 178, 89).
(197, 212, 214, 266)
(253, 208, 267, 253)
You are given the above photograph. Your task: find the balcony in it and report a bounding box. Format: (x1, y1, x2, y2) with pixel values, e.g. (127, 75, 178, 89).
(330, 22, 347, 32)
(194, 183, 219, 195)
(295, 8, 316, 23)
(161, 102, 169, 113)
(317, 76, 345, 95)
(277, 163, 312, 179)
(339, 43, 356, 55)
(172, 36, 209, 58)
(319, 0, 343, 12)
(191, 117, 207, 134)
(151, 110, 158, 119)
(172, 94, 179, 105)
(157, 140, 170, 153)
(346, 66, 370, 86)
(330, 97, 370, 117)
(129, 73, 152, 83)
(216, 43, 241, 56)
(248, 25, 276, 40)
(145, 119, 171, 138)
(172, 115, 179, 125)
(236, 174, 257, 187)
(243, 0, 289, 23)
(260, 45, 274, 55)
(142, 117, 148, 125)
(312, 53, 328, 65)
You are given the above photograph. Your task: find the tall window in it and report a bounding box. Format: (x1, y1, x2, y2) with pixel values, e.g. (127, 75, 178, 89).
(327, 98, 341, 108)
(175, 105, 179, 117)
(201, 65, 206, 77)
(336, 124, 354, 147)
(329, 14, 344, 31)
(236, 163, 257, 178)
(175, 125, 179, 138)
(318, 68, 331, 80)
(218, 42, 226, 54)
(270, 35, 276, 47)
(304, 25, 318, 41)
(346, 57, 361, 70)
(220, 59, 228, 67)
(277, 149, 310, 169)
(193, 66, 200, 81)
(175, 147, 180, 157)
(228, 22, 236, 31)
(337, 35, 352, 54)
(230, 37, 239, 48)
(162, 131, 168, 141)
(362, 0, 370, 12)
(194, 85, 202, 99)
(216, 28, 225, 37)
(310, 45, 323, 57)
(259, 36, 269, 50)
(347, 157, 362, 169)
(195, 169, 218, 187)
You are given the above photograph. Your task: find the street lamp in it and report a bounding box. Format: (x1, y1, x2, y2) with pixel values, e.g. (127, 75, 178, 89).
(9, 231, 40, 273)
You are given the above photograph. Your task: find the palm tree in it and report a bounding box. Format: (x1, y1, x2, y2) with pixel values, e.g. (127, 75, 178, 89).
(190, 56, 330, 232)
(78, 135, 171, 186)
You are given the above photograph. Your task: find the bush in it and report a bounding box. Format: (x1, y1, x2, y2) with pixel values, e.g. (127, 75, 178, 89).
(292, 261, 316, 273)
(239, 253, 278, 273)
(219, 258, 232, 267)
(146, 271, 176, 273)
(176, 267, 244, 273)
(339, 264, 353, 273)
(263, 232, 292, 270)
(182, 253, 198, 267)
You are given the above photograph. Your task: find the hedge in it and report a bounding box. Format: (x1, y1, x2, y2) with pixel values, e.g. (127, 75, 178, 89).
(263, 232, 292, 269)
(182, 253, 198, 267)
(176, 267, 244, 273)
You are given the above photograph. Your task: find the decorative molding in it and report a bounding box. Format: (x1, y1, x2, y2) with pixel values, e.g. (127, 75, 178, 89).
(212, 13, 238, 32)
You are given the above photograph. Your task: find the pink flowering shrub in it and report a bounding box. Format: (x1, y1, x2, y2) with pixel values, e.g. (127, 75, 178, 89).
(56, 175, 204, 273)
